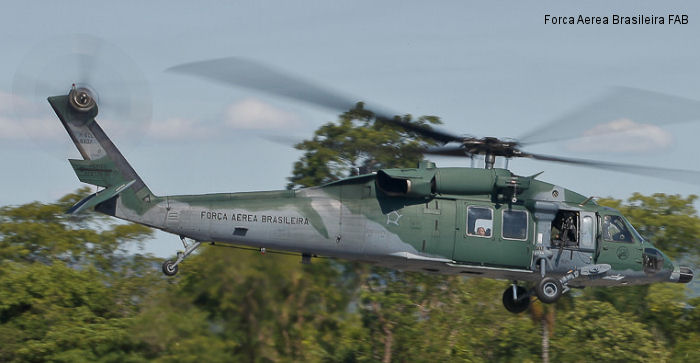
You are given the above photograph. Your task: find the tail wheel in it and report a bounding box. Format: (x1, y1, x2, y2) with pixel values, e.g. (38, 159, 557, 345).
(162, 260, 179, 276)
(502, 285, 530, 313)
(536, 277, 563, 304)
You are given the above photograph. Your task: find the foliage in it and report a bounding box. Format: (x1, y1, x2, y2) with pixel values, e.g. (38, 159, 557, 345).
(287, 103, 441, 188)
(550, 302, 669, 362)
(0, 188, 157, 362)
(0, 187, 153, 270)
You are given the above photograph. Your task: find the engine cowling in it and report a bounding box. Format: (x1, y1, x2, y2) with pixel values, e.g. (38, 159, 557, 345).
(376, 168, 435, 198)
(376, 166, 530, 199)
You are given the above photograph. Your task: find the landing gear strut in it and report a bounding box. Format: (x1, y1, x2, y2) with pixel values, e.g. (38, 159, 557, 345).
(532, 264, 612, 304)
(502, 282, 530, 314)
(162, 236, 201, 276)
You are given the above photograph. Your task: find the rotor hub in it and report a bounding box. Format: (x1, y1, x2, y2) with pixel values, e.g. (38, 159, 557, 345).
(460, 137, 523, 158)
(69, 85, 97, 112)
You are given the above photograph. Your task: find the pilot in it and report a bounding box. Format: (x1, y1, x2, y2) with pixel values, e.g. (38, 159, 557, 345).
(603, 215, 611, 240)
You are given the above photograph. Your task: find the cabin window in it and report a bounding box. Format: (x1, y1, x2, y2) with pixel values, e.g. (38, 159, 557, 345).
(467, 206, 492, 237)
(502, 210, 528, 240)
(602, 215, 633, 242)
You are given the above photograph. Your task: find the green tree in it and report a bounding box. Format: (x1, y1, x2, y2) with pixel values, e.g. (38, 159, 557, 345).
(163, 247, 361, 362)
(550, 302, 669, 362)
(672, 296, 700, 362)
(288, 103, 441, 188)
(0, 188, 158, 362)
(0, 188, 153, 270)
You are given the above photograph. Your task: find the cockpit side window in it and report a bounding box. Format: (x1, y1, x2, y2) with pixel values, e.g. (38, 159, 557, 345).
(602, 215, 633, 242)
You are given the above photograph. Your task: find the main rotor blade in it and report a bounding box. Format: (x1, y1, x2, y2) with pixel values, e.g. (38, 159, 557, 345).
(168, 57, 367, 115)
(167, 57, 462, 144)
(423, 145, 470, 157)
(526, 152, 700, 185)
(378, 117, 463, 143)
(519, 87, 700, 146)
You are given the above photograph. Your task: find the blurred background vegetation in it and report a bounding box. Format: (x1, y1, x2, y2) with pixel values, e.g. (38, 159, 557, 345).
(1, 108, 699, 362)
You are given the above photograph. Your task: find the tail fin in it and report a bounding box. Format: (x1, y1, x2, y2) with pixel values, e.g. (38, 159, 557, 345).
(49, 89, 156, 218)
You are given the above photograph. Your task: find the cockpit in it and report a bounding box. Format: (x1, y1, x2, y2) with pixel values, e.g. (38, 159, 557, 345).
(602, 215, 633, 242)
(601, 214, 645, 243)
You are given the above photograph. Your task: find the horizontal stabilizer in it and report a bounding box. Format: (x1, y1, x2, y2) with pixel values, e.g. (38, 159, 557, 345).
(69, 158, 121, 188)
(67, 180, 135, 214)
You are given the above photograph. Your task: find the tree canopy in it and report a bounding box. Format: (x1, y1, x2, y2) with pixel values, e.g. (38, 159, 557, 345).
(288, 103, 441, 188)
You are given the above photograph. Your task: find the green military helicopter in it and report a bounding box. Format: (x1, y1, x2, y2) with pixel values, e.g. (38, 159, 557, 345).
(44, 55, 696, 314)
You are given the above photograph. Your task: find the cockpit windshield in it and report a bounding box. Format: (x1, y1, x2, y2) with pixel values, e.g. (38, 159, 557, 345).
(627, 220, 645, 242)
(602, 215, 634, 242)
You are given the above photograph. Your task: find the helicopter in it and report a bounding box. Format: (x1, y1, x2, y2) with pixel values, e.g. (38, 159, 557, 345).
(43, 55, 697, 314)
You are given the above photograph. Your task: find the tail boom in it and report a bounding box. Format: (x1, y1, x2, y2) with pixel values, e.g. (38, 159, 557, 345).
(49, 91, 164, 227)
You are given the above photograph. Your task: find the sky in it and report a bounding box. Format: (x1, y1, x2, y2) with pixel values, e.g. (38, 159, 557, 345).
(1, 1, 700, 258)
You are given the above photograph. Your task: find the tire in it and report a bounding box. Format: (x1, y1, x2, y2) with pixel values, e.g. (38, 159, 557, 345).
(536, 277, 563, 304)
(502, 285, 530, 314)
(162, 260, 179, 276)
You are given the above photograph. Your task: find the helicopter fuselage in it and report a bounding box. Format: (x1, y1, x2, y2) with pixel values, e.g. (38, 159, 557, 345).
(50, 89, 692, 313)
(99, 162, 684, 288)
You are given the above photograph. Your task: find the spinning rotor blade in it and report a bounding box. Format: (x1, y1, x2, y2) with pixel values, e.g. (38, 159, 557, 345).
(167, 57, 462, 144)
(423, 145, 470, 157)
(526, 152, 700, 185)
(75, 39, 103, 87)
(168, 57, 363, 115)
(518, 87, 700, 146)
(10, 34, 152, 159)
(379, 117, 462, 143)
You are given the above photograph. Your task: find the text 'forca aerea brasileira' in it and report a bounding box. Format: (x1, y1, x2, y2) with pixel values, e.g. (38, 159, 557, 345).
(201, 211, 310, 225)
(545, 14, 688, 25)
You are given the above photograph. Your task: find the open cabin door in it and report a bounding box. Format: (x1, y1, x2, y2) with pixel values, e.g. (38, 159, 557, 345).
(549, 209, 597, 267)
(577, 211, 597, 265)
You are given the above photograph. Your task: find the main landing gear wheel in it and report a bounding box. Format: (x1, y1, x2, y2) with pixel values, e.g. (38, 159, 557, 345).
(536, 277, 563, 304)
(502, 285, 530, 314)
(162, 260, 179, 276)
